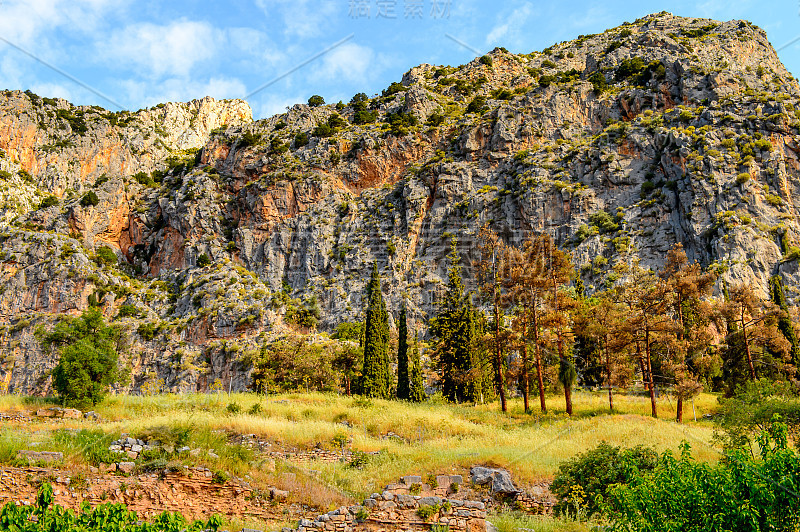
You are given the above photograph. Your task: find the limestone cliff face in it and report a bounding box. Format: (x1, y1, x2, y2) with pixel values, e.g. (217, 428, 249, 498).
(1, 13, 799, 394)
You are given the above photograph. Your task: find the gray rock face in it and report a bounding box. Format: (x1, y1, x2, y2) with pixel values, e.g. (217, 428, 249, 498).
(470, 466, 518, 494)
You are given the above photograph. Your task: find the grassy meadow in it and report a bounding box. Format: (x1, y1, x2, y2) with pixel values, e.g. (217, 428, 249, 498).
(0, 390, 725, 531)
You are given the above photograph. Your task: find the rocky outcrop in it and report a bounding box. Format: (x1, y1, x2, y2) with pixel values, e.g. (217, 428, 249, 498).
(0, 13, 799, 393)
(0, 465, 300, 522)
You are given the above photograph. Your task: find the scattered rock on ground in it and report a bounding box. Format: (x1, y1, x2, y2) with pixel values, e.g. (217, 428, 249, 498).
(470, 466, 518, 494)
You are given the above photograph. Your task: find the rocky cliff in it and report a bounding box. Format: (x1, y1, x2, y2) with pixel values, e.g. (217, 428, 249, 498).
(1, 12, 799, 394)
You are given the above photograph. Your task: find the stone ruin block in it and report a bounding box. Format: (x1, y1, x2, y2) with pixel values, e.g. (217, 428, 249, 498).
(17, 450, 63, 463)
(400, 475, 422, 485)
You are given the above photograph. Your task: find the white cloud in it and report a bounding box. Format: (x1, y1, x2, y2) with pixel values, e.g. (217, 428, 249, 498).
(29, 82, 74, 101)
(0, 55, 24, 90)
(255, 0, 339, 39)
(225, 27, 286, 68)
(0, 0, 125, 49)
(485, 4, 536, 47)
(314, 42, 375, 83)
(252, 93, 306, 119)
(103, 19, 222, 78)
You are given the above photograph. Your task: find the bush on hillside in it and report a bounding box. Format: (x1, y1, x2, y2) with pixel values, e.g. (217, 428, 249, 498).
(551, 442, 658, 517)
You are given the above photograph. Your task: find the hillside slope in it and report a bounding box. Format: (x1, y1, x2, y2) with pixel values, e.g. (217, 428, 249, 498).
(1, 12, 799, 394)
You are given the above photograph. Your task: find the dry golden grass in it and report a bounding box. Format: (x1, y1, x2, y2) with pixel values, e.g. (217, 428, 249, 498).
(0, 390, 724, 502)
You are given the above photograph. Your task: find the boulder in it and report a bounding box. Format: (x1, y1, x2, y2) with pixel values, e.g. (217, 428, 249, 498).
(419, 496, 442, 506)
(470, 466, 518, 494)
(117, 462, 135, 474)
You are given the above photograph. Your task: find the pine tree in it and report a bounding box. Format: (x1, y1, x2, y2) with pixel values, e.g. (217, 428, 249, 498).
(408, 343, 426, 402)
(617, 263, 677, 419)
(503, 235, 553, 414)
(476, 224, 508, 412)
(430, 241, 485, 403)
(361, 263, 391, 398)
(396, 305, 410, 400)
(769, 275, 800, 374)
(573, 292, 631, 412)
(539, 237, 576, 415)
(660, 244, 718, 422)
(723, 283, 791, 384)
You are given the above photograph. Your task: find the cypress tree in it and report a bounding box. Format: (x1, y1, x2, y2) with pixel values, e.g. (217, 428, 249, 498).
(408, 343, 426, 402)
(361, 263, 391, 398)
(430, 242, 485, 403)
(396, 305, 410, 400)
(769, 275, 800, 373)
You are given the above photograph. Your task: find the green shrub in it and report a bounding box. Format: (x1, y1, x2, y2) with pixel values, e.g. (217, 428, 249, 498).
(348, 450, 370, 469)
(307, 95, 325, 107)
(238, 131, 261, 148)
(385, 110, 418, 136)
(736, 172, 751, 184)
(39, 195, 59, 209)
(137, 322, 159, 341)
(605, 426, 800, 531)
(426, 113, 445, 127)
(479, 55, 493, 67)
(294, 132, 309, 148)
(211, 470, 229, 484)
(589, 71, 608, 93)
(133, 171, 158, 187)
(353, 109, 378, 124)
(350, 92, 369, 110)
(417, 503, 440, 520)
(94, 246, 117, 267)
(18, 170, 33, 183)
(765, 193, 784, 207)
(80, 191, 99, 207)
(382, 82, 407, 97)
(552, 441, 658, 517)
(490, 88, 513, 100)
(225, 402, 242, 415)
(313, 123, 333, 137)
(538, 75, 556, 88)
(466, 96, 486, 113)
(640, 180, 656, 198)
(589, 210, 620, 233)
(616, 57, 646, 81)
(197, 253, 211, 267)
(117, 304, 139, 318)
(248, 403, 262, 415)
(332, 322, 363, 341)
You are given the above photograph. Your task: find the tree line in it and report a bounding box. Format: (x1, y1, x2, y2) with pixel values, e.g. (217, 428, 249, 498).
(41, 224, 800, 417)
(357, 224, 799, 421)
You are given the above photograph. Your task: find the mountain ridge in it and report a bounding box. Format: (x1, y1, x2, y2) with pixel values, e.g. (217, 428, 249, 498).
(0, 11, 799, 395)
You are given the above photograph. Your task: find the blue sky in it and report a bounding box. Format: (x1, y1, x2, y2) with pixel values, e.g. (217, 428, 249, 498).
(1, 0, 798, 119)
